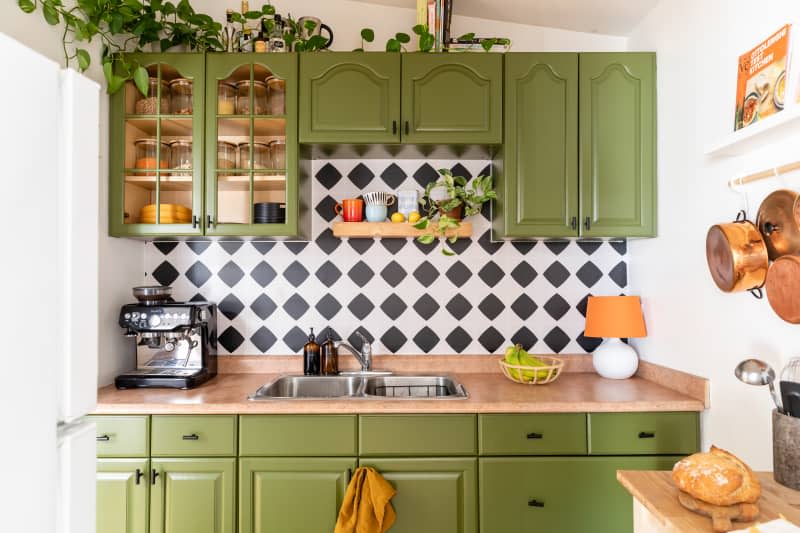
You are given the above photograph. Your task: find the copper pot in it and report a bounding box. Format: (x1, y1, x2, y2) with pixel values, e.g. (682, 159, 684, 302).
(756, 189, 800, 260)
(706, 211, 769, 298)
(766, 255, 800, 323)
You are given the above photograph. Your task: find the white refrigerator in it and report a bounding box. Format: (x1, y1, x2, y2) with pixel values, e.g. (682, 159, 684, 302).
(0, 33, 99, 533)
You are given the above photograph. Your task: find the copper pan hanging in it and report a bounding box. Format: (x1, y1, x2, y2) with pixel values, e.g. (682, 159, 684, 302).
(706, 210, 769, 298)
(766, 255, 800, 323)
(756, 189, 800, 260)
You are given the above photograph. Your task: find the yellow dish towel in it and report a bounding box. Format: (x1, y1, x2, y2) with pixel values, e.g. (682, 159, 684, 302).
(334, 466, 397, 533)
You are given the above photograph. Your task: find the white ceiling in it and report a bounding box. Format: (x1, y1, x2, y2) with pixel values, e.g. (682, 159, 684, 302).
(348, 0, 659, 36)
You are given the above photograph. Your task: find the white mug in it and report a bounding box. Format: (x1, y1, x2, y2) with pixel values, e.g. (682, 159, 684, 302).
(397, 189, 419, 218)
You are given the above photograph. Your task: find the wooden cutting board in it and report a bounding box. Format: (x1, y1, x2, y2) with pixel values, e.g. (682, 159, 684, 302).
(617, 471, 800, 532)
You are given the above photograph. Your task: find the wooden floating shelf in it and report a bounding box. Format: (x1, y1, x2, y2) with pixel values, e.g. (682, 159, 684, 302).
(332, 221, 473, 239)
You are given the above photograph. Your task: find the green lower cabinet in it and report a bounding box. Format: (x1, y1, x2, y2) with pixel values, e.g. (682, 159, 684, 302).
(362, 458, 477, 533)
(480, 456, 682, 533)
(150, 458, 236, 533)
(239, 457, 355, 533)
(97, 459, 149, 533)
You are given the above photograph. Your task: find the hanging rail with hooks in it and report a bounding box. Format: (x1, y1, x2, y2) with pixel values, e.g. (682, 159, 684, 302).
(728, 160, 800, 189)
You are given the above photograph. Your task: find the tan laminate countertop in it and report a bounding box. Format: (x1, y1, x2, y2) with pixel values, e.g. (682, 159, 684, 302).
(95, 362, 707, 414)
(617, 470, 800, 531)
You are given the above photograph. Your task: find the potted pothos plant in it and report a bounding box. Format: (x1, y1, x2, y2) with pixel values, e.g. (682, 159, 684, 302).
(414, 168, 496, 256)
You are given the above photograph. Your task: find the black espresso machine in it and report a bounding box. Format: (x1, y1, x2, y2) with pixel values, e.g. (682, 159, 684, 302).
(115, 286, 217, 389)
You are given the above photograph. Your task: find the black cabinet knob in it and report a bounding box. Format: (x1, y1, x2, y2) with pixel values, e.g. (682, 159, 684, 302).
(638, 431, 656, 439)
(526, 432, 543, 440)
(528, 499, 545, 508)
(182, 433, 200, 441)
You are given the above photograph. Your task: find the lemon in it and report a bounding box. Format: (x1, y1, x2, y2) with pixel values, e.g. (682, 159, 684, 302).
(391, 212, 405, 223)
(408, 211, 421, 224)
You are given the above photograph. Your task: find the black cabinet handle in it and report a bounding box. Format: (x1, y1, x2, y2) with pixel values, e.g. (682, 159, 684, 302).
(571, 216, 577, 230)
(96, 435, 110, 442)
(405, 121, 410, 135)
(182, 433, 200, 441)
(151, 469, 159, 485)
(638, 431, 656, 439)
(584, 217, 591, 230)
(528, 499, 545, 508)
(526, 432, 543, 440)
(346, 468, 352, 483)
(392, 120, 397, 135)
(135, 469, 144, 485)
(192, 215, 199, 229)
(207, 215, 213, 228)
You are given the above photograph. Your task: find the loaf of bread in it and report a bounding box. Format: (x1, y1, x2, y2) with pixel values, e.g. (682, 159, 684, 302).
(672, 446, 761, 506)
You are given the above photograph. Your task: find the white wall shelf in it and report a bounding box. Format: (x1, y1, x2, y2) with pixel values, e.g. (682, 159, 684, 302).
(705, 106, 800, 157)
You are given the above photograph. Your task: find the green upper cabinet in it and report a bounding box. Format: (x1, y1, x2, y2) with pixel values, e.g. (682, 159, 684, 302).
(150, 458, 236, 533)
(109, 53, 206, 238)
(497, 53, 579, 237)
(299, 53, 401, 143)
(362, 458, 477, 533)
(401, 54, 502, 144)
(97, 458, 149, 533)
(239, 457, 356, 533)
(204, 53, 305, 238)
(579, 53, 656, 237)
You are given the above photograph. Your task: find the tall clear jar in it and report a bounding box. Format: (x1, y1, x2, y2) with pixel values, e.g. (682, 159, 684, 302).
(235, 80, 267, 115)
(217, 82, 236, 115)
(217, 141, 238, 170)
(239, 142, 271, 169)
(134, 138, 170, 174)
(269, 139, 286, 169)
(266, 76, 286, 115)
(169, 78, 193, 115)
(169, 140, 192, 174)
(135, 78, 169, 115)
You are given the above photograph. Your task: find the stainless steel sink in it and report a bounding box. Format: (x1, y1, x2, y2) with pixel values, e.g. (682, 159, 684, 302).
(248, 375, 468, 400)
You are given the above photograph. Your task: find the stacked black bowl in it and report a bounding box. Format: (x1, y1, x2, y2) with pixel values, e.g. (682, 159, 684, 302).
(254, 202, 286, 224)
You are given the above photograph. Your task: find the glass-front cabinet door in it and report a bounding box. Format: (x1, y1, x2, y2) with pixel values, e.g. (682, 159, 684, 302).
(205, 54, 299, 237)
(109, 54, 205, 237)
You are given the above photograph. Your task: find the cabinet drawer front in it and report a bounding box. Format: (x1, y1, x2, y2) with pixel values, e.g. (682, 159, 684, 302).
(92, 415, 150, 457)
(239, 415, 357, 456)
(151, 415, 237, 456)
(589, 412, 699, 455)
(359, 415, 476, 456)
(479, 414, 586, 455)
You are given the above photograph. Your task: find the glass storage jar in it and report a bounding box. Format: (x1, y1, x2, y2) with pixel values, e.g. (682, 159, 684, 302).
(134, 138, 170, 174)
(235, 80, 267, 115)
(218, 82, 236, 115)
(169, 78, 193, 115)
(217, 141, 238, 170)
(169, 140, 192, 173)
(269, 139, 286, 169)
(135, 78, 169, 115)
(266, 76, 286, 115)
(239, 142, 271, 169)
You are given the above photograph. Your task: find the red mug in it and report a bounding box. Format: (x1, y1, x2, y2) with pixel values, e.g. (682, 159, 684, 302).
(334, 198, 364, 222)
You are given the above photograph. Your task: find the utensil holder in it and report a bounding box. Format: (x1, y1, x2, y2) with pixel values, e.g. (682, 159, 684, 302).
(773, 409, 800, 489)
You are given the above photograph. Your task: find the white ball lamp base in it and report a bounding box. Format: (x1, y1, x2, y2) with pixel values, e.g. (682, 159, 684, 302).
(592, 338, 639, 379)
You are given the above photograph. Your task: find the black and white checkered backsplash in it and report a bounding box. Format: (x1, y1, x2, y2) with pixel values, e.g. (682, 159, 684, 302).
(145, 159, 628, 355)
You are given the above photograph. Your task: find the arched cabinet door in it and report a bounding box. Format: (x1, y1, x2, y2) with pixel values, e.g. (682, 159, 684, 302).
(401, 54, 502, 144)
(300, 53, 401, 143)
(579, 53, 656, 238)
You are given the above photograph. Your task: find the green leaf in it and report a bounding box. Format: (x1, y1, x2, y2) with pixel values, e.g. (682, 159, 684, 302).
(481, 38, 496, 52)
(244, 10, 262, 19)
(133, 66, 149, 97)
(304, 19, 317, 32)
(385, 38, 401, 52)
(441, 247, 455, 256)
(18, 0, 36, 13)
(102, 61, 113, 84)
(76, 48, 90, 71)
(417, 234, 435, 245)
(448, 235, 458, 244)
(360, 28, 374, 43)
(42, 2, 59, 24)
(108, 74, 126, 95)
(412, 24, 427, 36)
(352, 47, 364, 52)
(262, 4, 275, 14)
(395, 32, 410, 44)
(419, 32, 434, 52)
(413, 218, 429, 230)
(457, 32, 475, 41)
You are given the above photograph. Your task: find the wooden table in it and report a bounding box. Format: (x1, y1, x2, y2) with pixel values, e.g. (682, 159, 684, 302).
(617, 471, 800, 532)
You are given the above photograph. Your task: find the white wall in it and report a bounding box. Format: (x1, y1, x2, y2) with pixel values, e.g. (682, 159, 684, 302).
(0, 6, 146, 386)
(627, 0, 800, 469)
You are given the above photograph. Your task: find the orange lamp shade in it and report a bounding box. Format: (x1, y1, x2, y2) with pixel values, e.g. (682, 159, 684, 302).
(584, 296, 647, 338)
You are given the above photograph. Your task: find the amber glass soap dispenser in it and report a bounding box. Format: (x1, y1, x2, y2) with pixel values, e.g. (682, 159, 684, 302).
(303, 328, 320, 375)
(320, 332, 338, 375)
